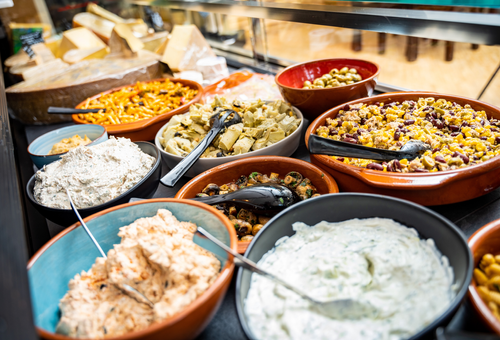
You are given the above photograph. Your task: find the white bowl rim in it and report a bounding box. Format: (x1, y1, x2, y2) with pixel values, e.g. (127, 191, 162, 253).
(154, 102, 304, 161)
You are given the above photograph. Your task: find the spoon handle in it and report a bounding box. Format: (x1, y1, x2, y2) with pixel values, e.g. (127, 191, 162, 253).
(308, 134, 405, 161)
(48, 107, 103, 114)
(160, 110, 232, 187)
(66, 189, 107, 258)
(196, 227, 314, 303)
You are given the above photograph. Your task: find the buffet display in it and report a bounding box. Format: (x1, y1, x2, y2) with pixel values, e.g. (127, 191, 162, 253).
(5, 16, 497, 338)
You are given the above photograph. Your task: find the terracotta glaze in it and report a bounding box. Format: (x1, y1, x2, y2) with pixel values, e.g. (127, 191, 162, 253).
(28, 198, 237, 340)
(175, 156, 339, 253)
(306, 92, 500, 206)
(275, 58, 379, 120)
(73, 78, 203, 141)
(468, 219, 500, 335)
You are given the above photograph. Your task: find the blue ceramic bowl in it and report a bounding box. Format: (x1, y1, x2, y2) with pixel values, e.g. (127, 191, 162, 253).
(28, 199, 237, 340)
(28, 124, 108, 169)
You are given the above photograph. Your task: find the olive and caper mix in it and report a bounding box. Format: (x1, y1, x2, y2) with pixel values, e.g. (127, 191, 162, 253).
(197, 171, 320, 241)
(302, 67, 362, 89)
(315, 97, 500, 172)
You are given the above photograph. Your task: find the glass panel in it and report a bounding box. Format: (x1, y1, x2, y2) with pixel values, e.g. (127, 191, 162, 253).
(256, 0, 500, 9)
(264, 19, 500, 107)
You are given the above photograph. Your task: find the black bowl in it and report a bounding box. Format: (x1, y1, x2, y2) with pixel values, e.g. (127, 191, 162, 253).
(27, 141, 162, 227)
(236, 193, 473, 340)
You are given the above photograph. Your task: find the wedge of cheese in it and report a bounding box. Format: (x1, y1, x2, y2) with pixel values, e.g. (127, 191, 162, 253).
(73, 12, 115, 43)
(21, 59, 69, 80)
(6, 43, 55, 68)
(63, 46, 110, 64)
(58, 27, 107, 58)
(108, 23, 144, 57)
(87, 3, 125, 24)
(140, 32, 169, 53)
(44, 34, 62, 57)
(161, 25, 216, 72)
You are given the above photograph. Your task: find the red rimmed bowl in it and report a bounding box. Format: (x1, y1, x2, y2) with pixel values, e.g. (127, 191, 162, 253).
(27, 198, 237, 340)
(305, 92, 500, 206)
(174, 156, 339, 253)
(73, 78, 203, 141)
(275, 58, 379, 121)
(468, 219, 500, 334)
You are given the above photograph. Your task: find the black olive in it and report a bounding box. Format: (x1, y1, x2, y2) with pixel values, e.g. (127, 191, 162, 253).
(164, 281, 169, 288)
(138, 101, 144, 106)
(100, 284, 107, 290)
(216, 152, 224, 157)
(174, 132, 181, 137)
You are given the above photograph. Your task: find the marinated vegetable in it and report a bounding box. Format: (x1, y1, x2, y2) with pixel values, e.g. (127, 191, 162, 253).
(159, 96, 301, 158)
(48, 134, 91, 155)
(302, 67, 362, 89)
(196, 171, 320, 241)
(315, 98, 500, 172)
(77, 79, 198, 125)
(475, 253, 500, 320)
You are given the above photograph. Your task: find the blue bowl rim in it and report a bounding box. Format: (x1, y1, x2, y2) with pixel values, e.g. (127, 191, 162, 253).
(27, 124, 107, 157)
(26, 141, 161, 214)
(235, 192, 473, 340)
(27, 198, 238, 340)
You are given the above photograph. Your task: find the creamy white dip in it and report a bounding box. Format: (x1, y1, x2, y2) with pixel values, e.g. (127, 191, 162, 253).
(34, 137, 155, 209)
(245, 218, 455, 340)
(56, 209, 220, 339)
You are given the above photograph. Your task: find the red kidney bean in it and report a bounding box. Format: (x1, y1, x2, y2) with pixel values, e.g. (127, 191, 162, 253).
(401, 128, 409, 133)
(353, 133, 360, 140)
(404, 119, 415, 125)
(360, 118, 367, 125)
(435, 155, 446, 163)
(433, 120, 444, 129)
(367, 163, 384, 170)
(353, 122, 359, 127)
(329, 127, 338, 135)
(450, 132, 460, 137)
(432, 148, 440, 153)
(343, 137, 358, 144)
(480, 137, 488, 140)
(381, 109, 387, 114)
(337, 157, 344, 162)
(357, 128, 367, 134)
(450, 125, 460, 131)
(459, 154, 470, 164)
(394, 159, 402, 170)
(394, 130, 401, 141)
(490, 127, 498, 132)
(386, 163, 394, 172)
(415, 168, 429, 172)
(398, 124, 404, 129)
(344, 133, 354, 138)
(431, 111, 438, 119)
(343, 104, 350, 111)
(496, 137, 500, 144)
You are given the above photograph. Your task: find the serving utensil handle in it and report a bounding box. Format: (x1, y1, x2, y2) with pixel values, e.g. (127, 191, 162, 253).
(160, 110, 233, 187)
(196, 226, 314, 303)
(48, 107, 102, 114)
(308, 134, 405, 161)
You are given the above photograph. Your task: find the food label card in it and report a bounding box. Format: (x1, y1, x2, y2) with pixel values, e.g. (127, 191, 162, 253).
(20, 31, 44, 59)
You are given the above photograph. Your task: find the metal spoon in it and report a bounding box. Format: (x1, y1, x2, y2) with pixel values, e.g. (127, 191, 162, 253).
(191, 183, 301, 216)
(160, 109, 242, 187)
(308, 134, 431, 161)
(48, 107, 106, 114)
(196, 226, 378, 319)
(65, 189, 154, 309)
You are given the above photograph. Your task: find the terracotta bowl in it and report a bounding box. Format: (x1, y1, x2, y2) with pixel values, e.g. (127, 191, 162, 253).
(468, 219, 500, 334)
(73, 78, 203, 141)
(28, 198, 237, 340)
(174, 156, 339, 253)
(275, 58, 379, 121)
(305, 91, 500, 206)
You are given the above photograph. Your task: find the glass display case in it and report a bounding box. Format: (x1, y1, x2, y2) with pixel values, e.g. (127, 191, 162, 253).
(1, 0, 500, 339)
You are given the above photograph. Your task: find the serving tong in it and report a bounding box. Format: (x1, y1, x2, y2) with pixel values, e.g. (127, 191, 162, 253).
(47, 107, 107, 114)
(308, 134, 431, 161)
(161, 109, 242, 187)
(65, 189, 154, 309)
(196, 227, 378, 320)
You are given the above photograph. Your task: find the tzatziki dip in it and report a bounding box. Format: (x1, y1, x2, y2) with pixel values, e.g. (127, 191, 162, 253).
(34, 137, 154, 209)
(245, 218, 455, 340)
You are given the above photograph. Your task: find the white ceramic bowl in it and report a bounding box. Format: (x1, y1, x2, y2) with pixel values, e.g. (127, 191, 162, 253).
(154, 106, 304, 177)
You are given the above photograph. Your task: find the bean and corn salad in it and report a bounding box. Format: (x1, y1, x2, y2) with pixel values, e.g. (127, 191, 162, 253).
(302, 67, 362, 89)
(474, 253, 500, 320)
(196, 171, 320, 241)
(315, 97, 500, 172)
(77, 79, 198, 125)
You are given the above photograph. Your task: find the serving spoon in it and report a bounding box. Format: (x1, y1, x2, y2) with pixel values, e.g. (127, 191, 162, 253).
(47, 107, 106, 114)
(196, 226, 378, 320)
(191, 183, 301, 216)
(160, 109, 242, 187)
(65, 189, 154, 309)
(308, 134, 431, 161)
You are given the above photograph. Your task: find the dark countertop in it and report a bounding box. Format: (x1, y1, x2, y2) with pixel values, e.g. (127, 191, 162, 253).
(20, 118, 500, 340)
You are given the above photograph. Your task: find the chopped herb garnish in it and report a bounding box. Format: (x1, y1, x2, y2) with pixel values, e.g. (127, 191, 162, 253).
(291, 181, 297, 186)
(234, 223, 240, 230)
(279, 197, 284, 204)
(301, 182, 307, 186)
(321, 173, 325, 178)
(306, 189, 313, 197)
(249, 172, 259, 179)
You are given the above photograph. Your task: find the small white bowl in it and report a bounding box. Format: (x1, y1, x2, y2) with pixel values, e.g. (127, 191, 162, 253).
(28, 124, 108, 169)
(155, 106, 304, 177)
